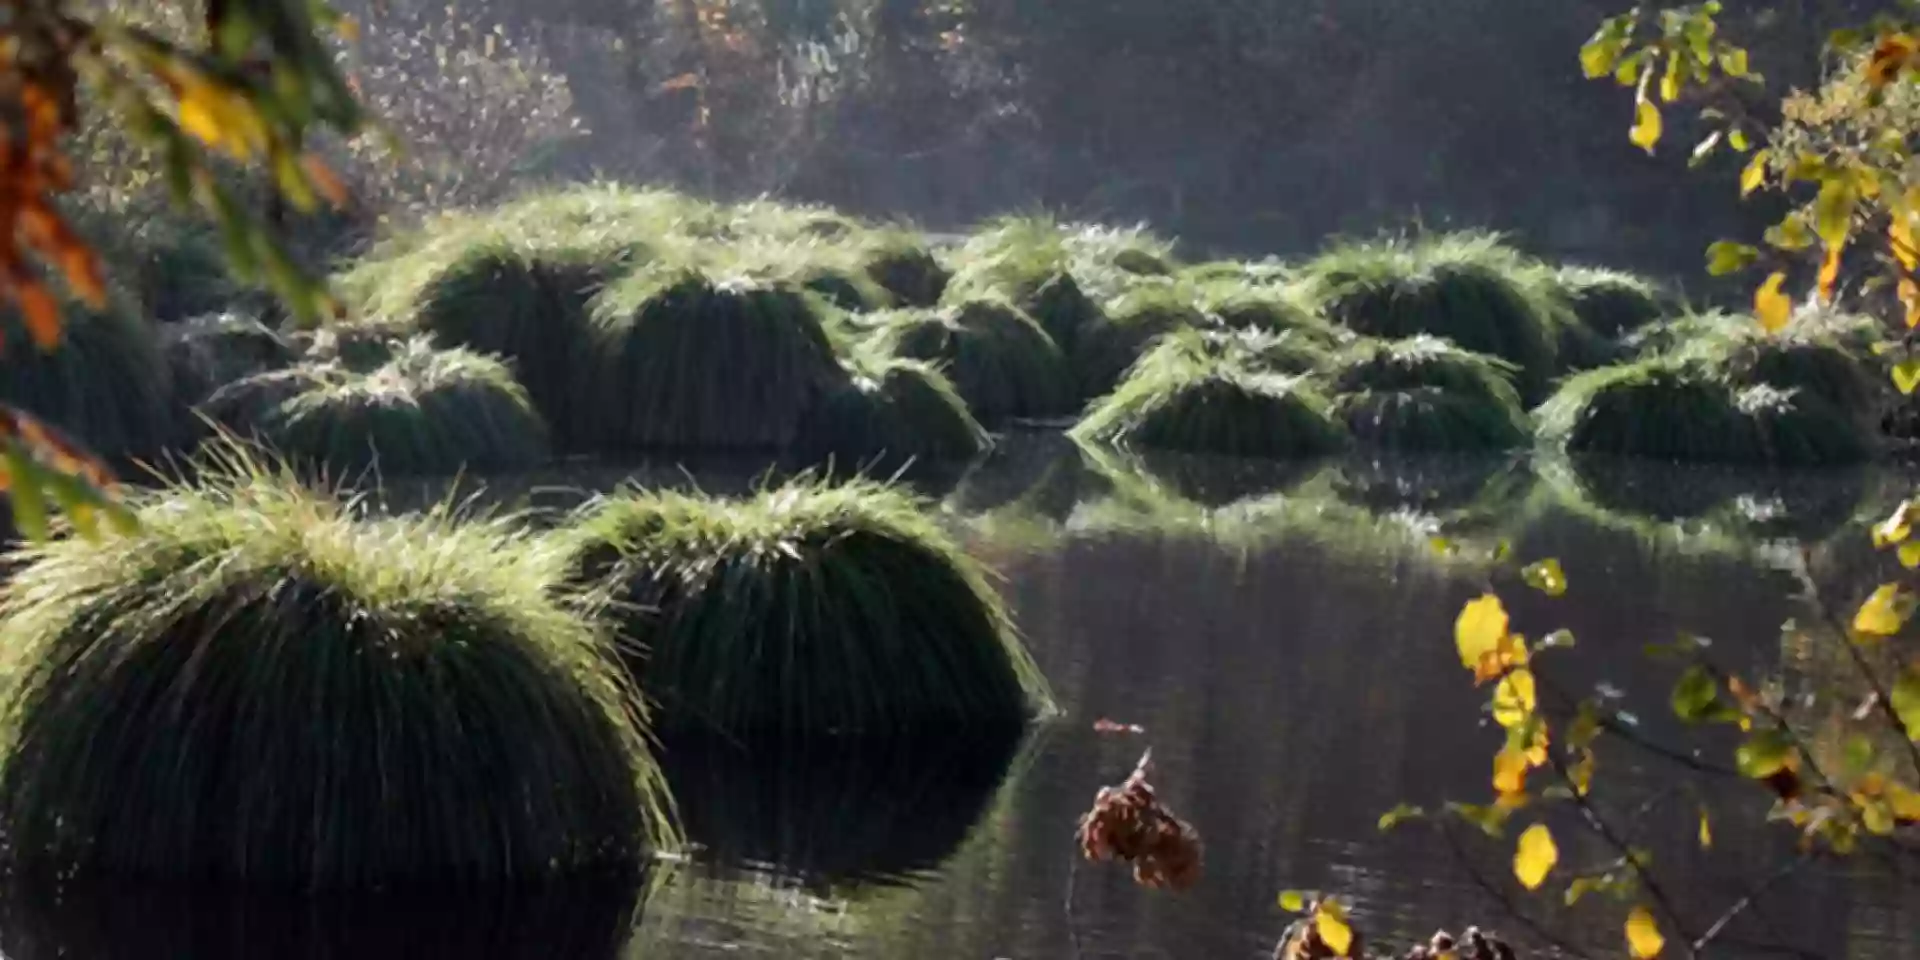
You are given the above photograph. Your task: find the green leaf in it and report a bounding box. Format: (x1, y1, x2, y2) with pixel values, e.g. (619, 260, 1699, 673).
(1892, 668, 1920, 739)
(1844, 732, 1877, 774)
(1706, 240, 1760, 275)
(1736, 729, 1796, 779)
(1521, 557, 1568, 597)
(1721, 47, 1750, 77)
(1765, 215, 1815, 251)
(1670, 665, 1720, 722)
(3, 444, 51, 543)
(1377, 804, 1424, 832)
(1538, 629, 1577, 651)
(1581, 36, 1625, 79)
(1446, 801, 1511, 837)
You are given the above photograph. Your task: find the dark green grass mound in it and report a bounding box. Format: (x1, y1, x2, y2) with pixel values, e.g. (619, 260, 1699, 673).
(204, 339, 550, 476)
(162, 313, 296, 410)
(1322, 336, 1529, 451)
(1072, 351, 1347, 459)
(1546, 266, 1667, 339)
(1668, 320, 1878, 412)
(558, 478, 1052, 738)
(787, 356, 990, 475)
(1299, 233, 1563, 399)
(1, 297, 173, 460)
(342, 214, 649, 452)
(944, 216, 1154, 352)
(1072, 282, 1205, 400)
(580, 267, 847, 453)
(860, 234, 950, 308)
(1537, 356, 1873, 466)
(0, 456, 674, 889)
(1130, 326, 1330, 380)
(875, 299, 1075, 424)
(300, 322, 410, 372)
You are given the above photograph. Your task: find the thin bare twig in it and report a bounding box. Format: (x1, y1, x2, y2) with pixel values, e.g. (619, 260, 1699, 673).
(1436, 820, 1598, 960)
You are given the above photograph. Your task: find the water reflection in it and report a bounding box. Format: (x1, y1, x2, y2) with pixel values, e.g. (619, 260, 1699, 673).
(0, 874, 646, 960)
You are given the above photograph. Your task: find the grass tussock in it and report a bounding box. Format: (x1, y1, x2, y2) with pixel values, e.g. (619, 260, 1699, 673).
(556, 477, 1052, 738)
(1542, 266, 1668, 339)
(0, 446, 675, 889)
(787, 355, 990, 476)
(578, 265, 847, 453)
(1, 295, 174, 460)
(858, 231, 951, 308)
(1193, 277, 1338, 341)
(162, 312, 297, 410)
(203, 338, 550, 476)
(1072, 348, 1347, 459)
(874, 298, 1075, 424)
(1299, 231, 1565, 399)
(944, 215, 1169, 351)
(1072, 281, 1205, 400)
(1322, 336, 1530, 451)
(1536, 354, 1873, 466)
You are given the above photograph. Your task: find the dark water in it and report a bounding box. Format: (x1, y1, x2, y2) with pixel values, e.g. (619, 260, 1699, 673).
(6, 434, 1919, 959)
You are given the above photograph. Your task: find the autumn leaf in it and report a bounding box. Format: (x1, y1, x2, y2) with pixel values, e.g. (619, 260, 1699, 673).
(1813, 178, 1858, 250)
(1899, 277, 1920, 330)
(1736, 730, 1798, 780)
(1314, 898, 1354, 957)
(1706, 240, 1759, 276)
(1455, 593, 1508, 672)
(1877, 501, 1915, 546)
(1698, 806, 1713, 848)
(1629, 97, 1664, 154)
(12, 277, 63, 351)
(1660, 52, 1683, 102)
(1626, 906, 1666, 958)
(1852, 583, 1910, 638)
(1743, 146, 1766, 195)
(1893, 213, 1920, 270)
(1754, 271, 1792, 333)
(1492, 669, 1537, 728)
(1514, 823, 1558, 890)
(1278, 889, 1308, 912)
(1867, 32, 1919, 88)
(1894, 359, 1920, 396)
(1493, 741, 1529, 798)
(1891, 668, 1920, 739)
(1818, 242, 1844, 303)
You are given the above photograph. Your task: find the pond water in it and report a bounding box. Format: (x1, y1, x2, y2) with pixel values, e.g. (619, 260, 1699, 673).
(4, 433, 1918, 959)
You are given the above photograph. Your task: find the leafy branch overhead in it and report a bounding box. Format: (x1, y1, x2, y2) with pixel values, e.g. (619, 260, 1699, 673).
(1584, 3, 1920, 385)
(1, 0, 365, 536)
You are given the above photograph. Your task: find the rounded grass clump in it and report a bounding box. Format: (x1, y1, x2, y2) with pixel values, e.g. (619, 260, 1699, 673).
(1, 297, 174, 460)
(1668, 319, 1878, 413)
(557, 477, 1052, 738)
(1194, 278, 1338, 341)
(577, 266, 847, 453)
(945, 216, 1123, 352)
(1300, 232, 1564, 400)
(204, 338, 549, 476)
(1545, 266, 1667, 339)
(1072, 350, 1347, 459)
(874, 298, 1075, 424)
(339, 193, 662, 450)
(1322, 336, 1530, 451)
(162, 312, 296, 409)
(0, 452, 675, 889)
(1072, 281, 1205, 400)
(787, 355, 990, 475)
(859, 232, 951, 308)
(1536, 355, 1873, 466)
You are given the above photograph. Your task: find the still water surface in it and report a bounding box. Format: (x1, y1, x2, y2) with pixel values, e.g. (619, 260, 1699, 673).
(4, 433, 1917, 959)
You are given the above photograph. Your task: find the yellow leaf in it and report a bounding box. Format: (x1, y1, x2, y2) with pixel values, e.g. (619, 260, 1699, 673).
(1722, 47, 1750, 77)
(1754, 272, 1792, 333)
(1898, 277, 1920, 329)
(1660, 53, 1683, 102)
(1513, 823, 1558, 890)
(1877, 501, 1915, 547)
(1894, 359, 1920, 396)
(1730, 128, 1752, 152)
(1852, 583, 1907, 637)
(1813, 178, 1858, 249)
(1568, 748, 1595, 795)
(1899, 542, 1920, 568)
(1493, 742, 1529, 797)
(1521, 558, 1568, 597)
(1629, 98, 1664, 154)
(1740, 149, 1769, 196)
(1698, 807, 1713, 848)
(1455, 593, 1508, 672)
(1626, 907, 1666, 958)
(1887, 783, 1920, 822)
(1868, 32, 1919, 88)
(1493, 669, 1537, 728)
(1314, 899, 1354, 957)
(1278, 889, 1307, 912)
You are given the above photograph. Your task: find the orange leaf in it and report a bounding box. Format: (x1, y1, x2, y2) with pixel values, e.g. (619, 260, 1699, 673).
(301, 153, 351, 208)
(13, 279, 63, 352)
(1869, 33, 1919, 88)
(1818, 242, 1844, 303)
